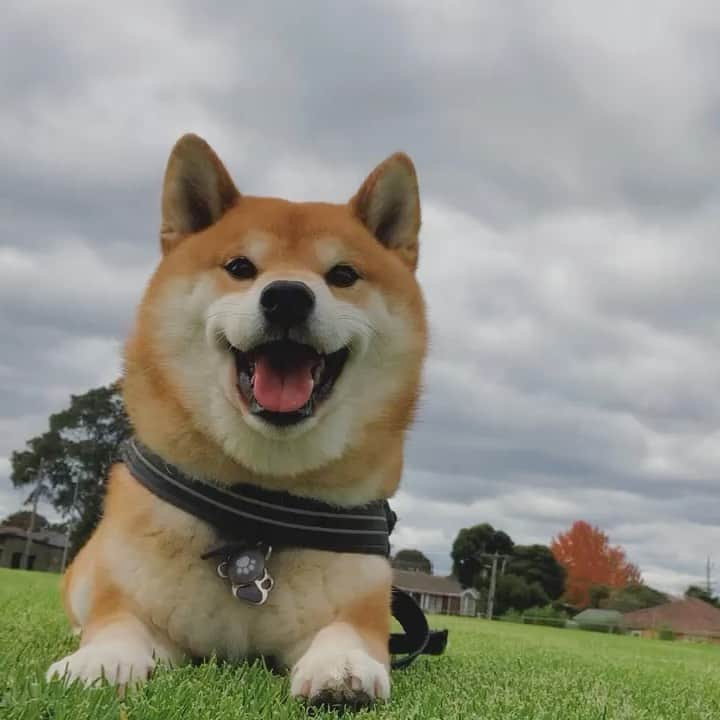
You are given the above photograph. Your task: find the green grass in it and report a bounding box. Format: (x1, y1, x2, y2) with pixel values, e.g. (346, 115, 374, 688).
(2, 568, 719, 720)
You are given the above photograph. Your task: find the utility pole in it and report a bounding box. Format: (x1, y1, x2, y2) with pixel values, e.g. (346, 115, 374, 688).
(706, 556, 715, 596)
(21, 468, 44, 571)
(473, 550, 512, 620)
(486, 553, 499, 620)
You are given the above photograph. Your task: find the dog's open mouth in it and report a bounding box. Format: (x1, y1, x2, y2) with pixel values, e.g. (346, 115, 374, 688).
(232, 340, 349, 427)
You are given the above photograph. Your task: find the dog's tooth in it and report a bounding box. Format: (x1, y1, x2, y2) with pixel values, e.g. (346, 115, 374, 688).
(237, 369, 253, 399)
(312, 358, 325, 384)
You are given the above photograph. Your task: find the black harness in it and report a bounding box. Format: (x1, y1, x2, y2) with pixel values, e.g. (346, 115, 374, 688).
(120, 438, 447, 669)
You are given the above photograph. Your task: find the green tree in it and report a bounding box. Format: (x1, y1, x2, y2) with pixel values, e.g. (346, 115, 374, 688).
(10, 382, 131, 561)
(494, 574, 549, 615)
(506, 544, 566, 601)
(392, 549, 433, 574)
(685, 585, 719, 608)
(451, 524, 514, 587)
(1, 510, 50, 530)
(588, 584, 612, 608)
(604, 583, 668, 612)
(0, 510, 67, 533)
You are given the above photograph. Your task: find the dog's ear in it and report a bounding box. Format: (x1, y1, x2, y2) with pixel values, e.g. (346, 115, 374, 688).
(160, 134, 240, 254)
(349, 152, 421, 270)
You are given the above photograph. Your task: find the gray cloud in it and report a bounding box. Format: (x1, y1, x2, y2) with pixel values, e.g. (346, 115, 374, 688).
(2, 0, 719, 594)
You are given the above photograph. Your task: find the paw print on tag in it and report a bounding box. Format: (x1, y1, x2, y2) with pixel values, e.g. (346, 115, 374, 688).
(237, 555, 257, 575)
(227, 548, 266, 586)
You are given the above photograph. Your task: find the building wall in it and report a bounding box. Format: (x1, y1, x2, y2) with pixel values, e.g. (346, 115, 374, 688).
(420, 592, 445, 614)
(0, 537, 63, 572)
(460, 593, 477, 617)
(418, 592, 464, 615)
(628, 627, 720, 644)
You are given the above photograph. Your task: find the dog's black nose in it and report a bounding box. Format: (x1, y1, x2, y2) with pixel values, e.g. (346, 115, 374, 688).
(260, 281, 316, 328)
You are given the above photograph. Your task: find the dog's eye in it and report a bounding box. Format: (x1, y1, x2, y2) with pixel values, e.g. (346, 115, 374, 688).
(326, 264, 361, 288)
(224, 257, 257, 280)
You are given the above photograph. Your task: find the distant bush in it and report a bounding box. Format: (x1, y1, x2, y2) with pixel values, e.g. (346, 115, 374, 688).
(604, 583, 668, 612)
(658, 624, 675, 641)
(501, 610, 524, 624)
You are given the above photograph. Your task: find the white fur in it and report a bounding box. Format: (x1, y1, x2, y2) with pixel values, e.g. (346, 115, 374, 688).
(153, 265, 419, 489)
(68, 568, 91, 629)
(290, 622, 390, 703)
(312, 237, 344, 268)
(46, 614, 180, 689)
(241, 232, 271, 263)
(91, 500, 392, 664)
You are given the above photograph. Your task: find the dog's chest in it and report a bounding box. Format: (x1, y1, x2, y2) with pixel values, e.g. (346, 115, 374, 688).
(107, 523, 390, 665)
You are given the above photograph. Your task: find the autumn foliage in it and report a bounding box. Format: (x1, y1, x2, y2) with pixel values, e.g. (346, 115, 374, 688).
(550, 520, 642, 608)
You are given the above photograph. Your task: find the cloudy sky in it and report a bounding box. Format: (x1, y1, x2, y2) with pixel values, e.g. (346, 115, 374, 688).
(2, 1, 720, 594)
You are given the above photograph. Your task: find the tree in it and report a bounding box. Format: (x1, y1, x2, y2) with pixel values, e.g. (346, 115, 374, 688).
(588, 584, 611, 609)
(0, 510, 67, 534)
(10, 382, 132, 561)
(392, 549, 433, 574)
(505, 545, 566, 602)
(685, 585, 719, 608)
(494, 574, 549, 615)
(1, 511, 50, 530)
(550, 520, 642, 608)
(604, 584, 668, 612)
(451, 523, 514, 587)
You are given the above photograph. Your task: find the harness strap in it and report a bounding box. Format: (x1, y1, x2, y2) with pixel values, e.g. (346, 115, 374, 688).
(390, 588, 449, 669)
(120, 438, 392, 555)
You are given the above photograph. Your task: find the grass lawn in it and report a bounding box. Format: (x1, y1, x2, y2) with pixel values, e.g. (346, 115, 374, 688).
(1, 568, 719, 719)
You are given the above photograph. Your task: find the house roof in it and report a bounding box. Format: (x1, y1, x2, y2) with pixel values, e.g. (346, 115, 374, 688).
(0, 526, 67, 549)
(573, 608, 624, 625)
(623, 597, 720, 636)
(393, 569, 467, 597)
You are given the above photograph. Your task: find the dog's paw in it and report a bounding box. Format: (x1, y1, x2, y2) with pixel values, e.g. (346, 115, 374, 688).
(290, 647, 390, 708)
(46, 642, 157, 689)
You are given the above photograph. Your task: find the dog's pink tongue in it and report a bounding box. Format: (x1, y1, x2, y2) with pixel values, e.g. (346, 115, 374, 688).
(253, 356, 314, 413)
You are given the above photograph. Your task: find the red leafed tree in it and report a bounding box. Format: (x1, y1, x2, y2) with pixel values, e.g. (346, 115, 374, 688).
(550, 520, 642, 608)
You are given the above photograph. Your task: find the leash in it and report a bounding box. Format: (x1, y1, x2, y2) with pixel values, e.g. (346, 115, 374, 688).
(120, 438, 448, 669)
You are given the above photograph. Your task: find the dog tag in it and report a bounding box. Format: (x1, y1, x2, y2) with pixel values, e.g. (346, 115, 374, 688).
(213, 544, 274, 606)
(232, 569, 274, 605)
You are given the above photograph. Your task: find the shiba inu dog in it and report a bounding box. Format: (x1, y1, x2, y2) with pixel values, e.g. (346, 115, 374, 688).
(46, 134, 427, 707)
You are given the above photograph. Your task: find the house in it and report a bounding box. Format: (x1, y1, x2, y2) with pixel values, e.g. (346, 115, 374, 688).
(623, 597, 720, 643)
(393, 569, 480, 616)
(0, 526, 67, 572)
(569, 608, 624, 633)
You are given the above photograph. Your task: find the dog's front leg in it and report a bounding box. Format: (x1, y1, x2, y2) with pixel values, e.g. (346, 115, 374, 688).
(289, 587, 391, 707)
(47, 610, 182, 691)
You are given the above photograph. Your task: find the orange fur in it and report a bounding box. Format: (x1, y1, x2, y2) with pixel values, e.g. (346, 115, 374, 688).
(123, 195, 425, 493)
(338, 587, 392, 666)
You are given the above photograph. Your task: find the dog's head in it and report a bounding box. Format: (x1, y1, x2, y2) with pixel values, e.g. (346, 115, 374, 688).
(126, 135, 427, 479)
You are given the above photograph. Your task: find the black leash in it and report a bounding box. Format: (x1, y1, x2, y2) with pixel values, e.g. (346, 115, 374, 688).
(120, 438, 448, 669)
